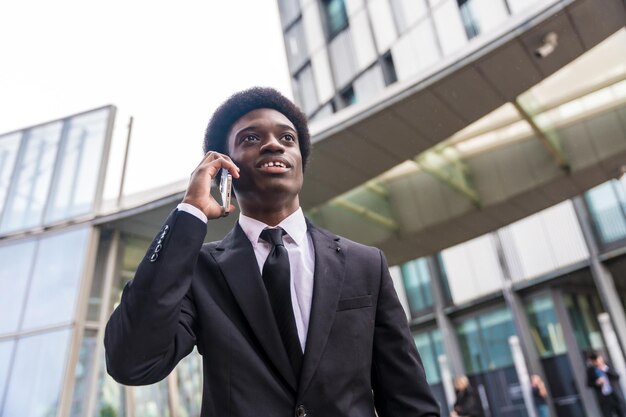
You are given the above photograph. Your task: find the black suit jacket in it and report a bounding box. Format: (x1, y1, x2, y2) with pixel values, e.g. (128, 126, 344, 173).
(105, 209, 439, 417)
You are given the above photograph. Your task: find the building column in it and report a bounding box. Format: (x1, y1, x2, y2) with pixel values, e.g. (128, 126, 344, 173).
(427, 256, 465, 377)
(572, 196, 626, 360)
(493, 232, 557, 417)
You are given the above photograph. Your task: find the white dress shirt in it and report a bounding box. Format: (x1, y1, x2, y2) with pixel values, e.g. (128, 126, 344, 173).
(177, 203, 315, 352)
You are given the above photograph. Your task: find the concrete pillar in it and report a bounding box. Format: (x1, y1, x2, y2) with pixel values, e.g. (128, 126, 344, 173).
(427, 256, 465, 378)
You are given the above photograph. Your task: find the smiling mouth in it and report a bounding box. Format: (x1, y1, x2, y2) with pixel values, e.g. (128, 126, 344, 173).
(257, 160, 291, 173)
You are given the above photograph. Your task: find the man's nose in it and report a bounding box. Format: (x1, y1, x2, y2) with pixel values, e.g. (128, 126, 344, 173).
(260, 135, 285, 152)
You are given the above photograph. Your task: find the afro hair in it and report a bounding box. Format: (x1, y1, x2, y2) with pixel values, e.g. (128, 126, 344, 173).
(203, 87, 311, 170)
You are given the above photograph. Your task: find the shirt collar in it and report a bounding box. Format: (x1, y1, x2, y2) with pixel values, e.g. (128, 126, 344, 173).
(239, 208, 308, 247)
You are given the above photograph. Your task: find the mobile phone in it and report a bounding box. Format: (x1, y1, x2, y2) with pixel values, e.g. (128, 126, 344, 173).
(219, 169, 232, 214)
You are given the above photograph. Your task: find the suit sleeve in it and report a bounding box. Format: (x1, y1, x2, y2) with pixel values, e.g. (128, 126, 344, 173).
(371, 250, 440, 417)
(104, 209, 206, 385)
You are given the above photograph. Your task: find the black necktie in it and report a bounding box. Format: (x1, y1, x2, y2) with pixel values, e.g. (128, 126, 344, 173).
(260, 227, 303, 378)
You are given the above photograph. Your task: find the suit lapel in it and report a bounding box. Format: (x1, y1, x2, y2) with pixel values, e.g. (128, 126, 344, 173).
(209, 223, 298, 391)
(298, 222, 347, 395)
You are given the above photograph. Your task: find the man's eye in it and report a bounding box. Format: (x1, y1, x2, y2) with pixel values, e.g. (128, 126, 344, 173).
(283, 134, 295, 142)
(242, 135, 258, 142)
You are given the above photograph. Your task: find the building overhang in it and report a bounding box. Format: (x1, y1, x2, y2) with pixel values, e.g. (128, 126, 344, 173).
(301, 0, 626, 264)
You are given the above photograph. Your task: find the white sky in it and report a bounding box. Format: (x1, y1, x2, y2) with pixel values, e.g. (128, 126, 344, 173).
(0, 0, 292, 195)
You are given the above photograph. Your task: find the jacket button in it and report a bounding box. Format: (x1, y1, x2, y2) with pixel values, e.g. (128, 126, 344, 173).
(295, 405, 307, 417)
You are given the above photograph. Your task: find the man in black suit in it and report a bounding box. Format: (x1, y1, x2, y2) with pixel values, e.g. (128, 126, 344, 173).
(105, 87, 439, 417)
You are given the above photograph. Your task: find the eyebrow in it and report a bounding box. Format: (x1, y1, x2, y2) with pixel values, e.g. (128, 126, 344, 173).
(234, 123, 297, 136)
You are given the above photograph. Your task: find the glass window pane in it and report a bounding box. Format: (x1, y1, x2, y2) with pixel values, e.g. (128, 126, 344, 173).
(526, 296, 567, 358)
(176, 349, 203, 417)
(294, 65, 319, 116)
(3, 328, 72, 417)
(585, 181, 626, 244)
(478, 307, 516, 369)
(69, 329, 98, 417)
(21, 228, 91, 330)
(328, 28, 357, 88)
(0, 122, 63, 233)
(432, 0, 467, 56)
(0, 132, 23, 216)
(414, 331, 441, 383)
(323, 0, 349, 38)
(457, 317, 484, 373)
(311, 48, 335, 103)
(368, 0, 398, 53)
(401, 258, 434, 316)
(353, 64, 386, 104)
(45, 109, 110, 223)
(0, 239, 37, 334)
(0, 339, 15, 410)
(303, 1, 325, 54)
(390, 0, 428, 34)
(278, 0, 301, 27)
(350, 10, 377, 71)
(285, 20, 309, 73)
(458, 0, 509, 39)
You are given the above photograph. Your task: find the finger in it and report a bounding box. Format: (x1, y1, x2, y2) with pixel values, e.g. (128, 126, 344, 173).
(208, 154, 240, 178)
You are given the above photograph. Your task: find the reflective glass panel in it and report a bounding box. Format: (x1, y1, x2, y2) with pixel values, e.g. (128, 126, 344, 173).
(526, 296, 567, 358)
(0, 122, 62, 233)
(353, 64, 386, 104)
(285, 20, 309, 73)
(349, 9, 377, 71)
(21, 228, 91, 330)
(432, 0, 467, 56)
(457, 317, 484, 373)
(0, 339, 15, 411)
(2, 328, 72, 417)
(328, 28, 357, 88)
(323, 0, 349, 38)
(585, 181, 626, 245)
(294, 65, 319, 116)
(368, 0, 398, 53)
(303, 1, 325, 54)
(390, 0, 428, 34)
(69, 329, 98, 417)
(134, 379, 171, 417)
(565, 293, 605, 351)
(413, 330, 442, 383)
(401, 258, 434, 316)
(458, 0, 509, 39)
(0, 239, 36, 334)
(478, 307, 515, 369)
(0, 132, 22, 217)
(311, 48, 335, 103)
(176, 349, 203, 417)
(45, 108, 110, 223)
(278, 0, 301, 27)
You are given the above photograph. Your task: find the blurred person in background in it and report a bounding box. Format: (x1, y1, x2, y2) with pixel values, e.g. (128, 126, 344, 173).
(450, 375, 484, 417)
(531, 374, 549, 417)
(587, 352, 625, 417)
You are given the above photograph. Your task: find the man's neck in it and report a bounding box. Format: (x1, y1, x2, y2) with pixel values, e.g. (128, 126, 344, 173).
(240, 205, 300, 227)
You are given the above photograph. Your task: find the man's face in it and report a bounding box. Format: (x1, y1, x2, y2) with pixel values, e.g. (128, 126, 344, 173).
(227, 108, 304, 207)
